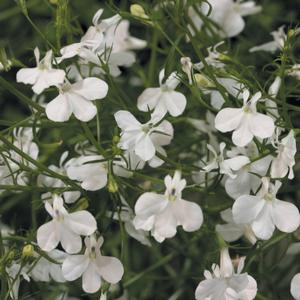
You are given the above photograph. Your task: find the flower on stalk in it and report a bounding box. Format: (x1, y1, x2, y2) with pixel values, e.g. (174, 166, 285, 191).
(114, 110, 174, 162)
(271, 130, 297, 179)
(133, 171, 203, 242)
(215, 90, 275, 147)
(46, 77, 108, 122)
(37, 195, 97, 253)
(291, 273, 300, 300)
(16, 47, 65, 94)
(232, 177, 300, 240)
(137, 69, 187, 118)
(195, 248, 257, 300)
(62, 235, 124, 294)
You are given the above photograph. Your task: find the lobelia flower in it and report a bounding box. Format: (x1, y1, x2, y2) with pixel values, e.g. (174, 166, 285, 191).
(37, 195, 97, 253)
(38, 151, 80, 203)
(46, 77, 108, 122)
(291, 273, 300, 300)
(16, 47, 65, 94)
(203, 142, 250, 179)
(66, 155, 108, 191)
(289, 64, 300, 81)
(271, 130, 297, 179)
(232, 177, 300, 240)
(188, 0, 261, 38)
(30, 249, 67, 282)
(62, 236, 124, 294)
(195, 248, 257, 300)
(250, 26, 286, 53)
(216, 208, 257, 245)
(215, 90, 275, 147)
(137, 69, 187, 118)
(133, 171, 203, 242)
(224, 142, 272, 199)
(114, 110, 174, 162)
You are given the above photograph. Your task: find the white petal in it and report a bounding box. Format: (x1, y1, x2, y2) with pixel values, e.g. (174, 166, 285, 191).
(68, 92, 97, 122)
(66, 211, 97, 236)
(223, 12, 245, 38)
(249, 113, 275, 139)
(232, 118, 253, 147)
(37, 221, 59, 252)
(137, 88, 161, 112)
(232, 195, 264, 224)
(224, 156, 250, 171)
(72, 77, 108, 100)
(215, 108, 243, 132)
(16, 67, 39, 84)
(225, 170, 251, 199)
(46, 94, 72, 122)
(291, 273, 300, 300)
(97, 256, 124, 284)
(251, 203, 275, 240)
(134, 192, 168, 219)
(172, 199, 203, 232)
(114, 110, 141, 130)
(272, 199, 300, 233)
(32, 69, 65, 94)
(153, 207, 177, 241)
(216, 223, 244, 242)
(135, 134, 156, 161)
(62, 255, 89, 281)
(82, 263, 102, 293)
(160, 91, 187, 117)
(60, 225, 82, 254)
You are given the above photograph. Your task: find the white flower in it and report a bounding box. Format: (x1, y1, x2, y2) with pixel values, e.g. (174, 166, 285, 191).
(133, 171, 203, 242)
(250, 26, 286, 53)
(291, 273, 300, 300)
(216, 208, 257, 245)
(181, 57, 193, 84)
(137, 69, 187, 118)
(203, 142, 250, 179)
(232, 177, 300, 240)
(46, 77, 108, 122)
(62, 236, 124, 294)
(215, 90, 275, 147)
(289, 64, 300, 81)
(66, 155, 108, 191)
(38, 151, 80, 203)
(224, 143, 272, 199)
(37, 195, 97, 253)
(30, 249, 67, 282)
(16, 47, 65, 94)
(271, 130, 297, 179)
(114, 110, 174, 162)
(195, 248, 257, 300)
(188, 0, 261, 38)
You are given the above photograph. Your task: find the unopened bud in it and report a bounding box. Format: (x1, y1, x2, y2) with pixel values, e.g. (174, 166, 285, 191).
(49, 0, 58, 4)
(194, 73, 215, 88)
(22, 244, 34, 257)
(181, 57, 193, 85)
(108, 176, 118, 193)
(130, 4, 148, 18)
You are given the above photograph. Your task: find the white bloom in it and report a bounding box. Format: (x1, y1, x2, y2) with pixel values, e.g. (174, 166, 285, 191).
(133, 171, 203, 242)
(66, 155, 108, 191)
(37, 195, 97, 253)
(16, 47, 65, 94)
(46, 77, 108, 122)
(291, 273, 300, 300)
(271, 130, 297, 179)
(224, 143, 272, 199)
(215, 90, 275, 147)
(114, 111, 173, 162)
(38, 151, 80, 203)
(289, 64, 300, 81)
(195, 248, 257, 300)
(181, 56, 193, 84)
(216, 208, 257, 244)
(250, 26, 286, 53)
(233, 177, 300, 240)
(30, 249, 67, 282)
(188, 0, 261, 38)
(203, 142, 250, 179)
(62, 236, 124, 294)
(137, 69, 187, 118)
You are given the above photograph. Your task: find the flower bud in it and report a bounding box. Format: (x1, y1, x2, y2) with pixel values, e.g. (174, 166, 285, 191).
(49, 0, 58, 4)
(194, 73, 215, 88)
(108, 176, 118, 193)
(22, 244, 34, 257)
(130, 4, 148, 19)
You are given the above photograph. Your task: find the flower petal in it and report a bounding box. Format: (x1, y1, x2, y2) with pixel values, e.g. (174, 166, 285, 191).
(62, 255, 89, 281)
(215, 108, 243, 132)
(249, 113, 275, 139)
(37, 221, 59, 252)
(82, 263, 102, 293)
(72, 77, 108, 100)
(97, 256, 124, 284)
(66, 211, 97, 236)
(46, 94, 72, 122)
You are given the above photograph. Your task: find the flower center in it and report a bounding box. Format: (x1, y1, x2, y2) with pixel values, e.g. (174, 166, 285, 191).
(54, 209, 64, 221)
(168, 188, 177, 201)
(264, 193, 274, 202)
(89, 246, 97, 259)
